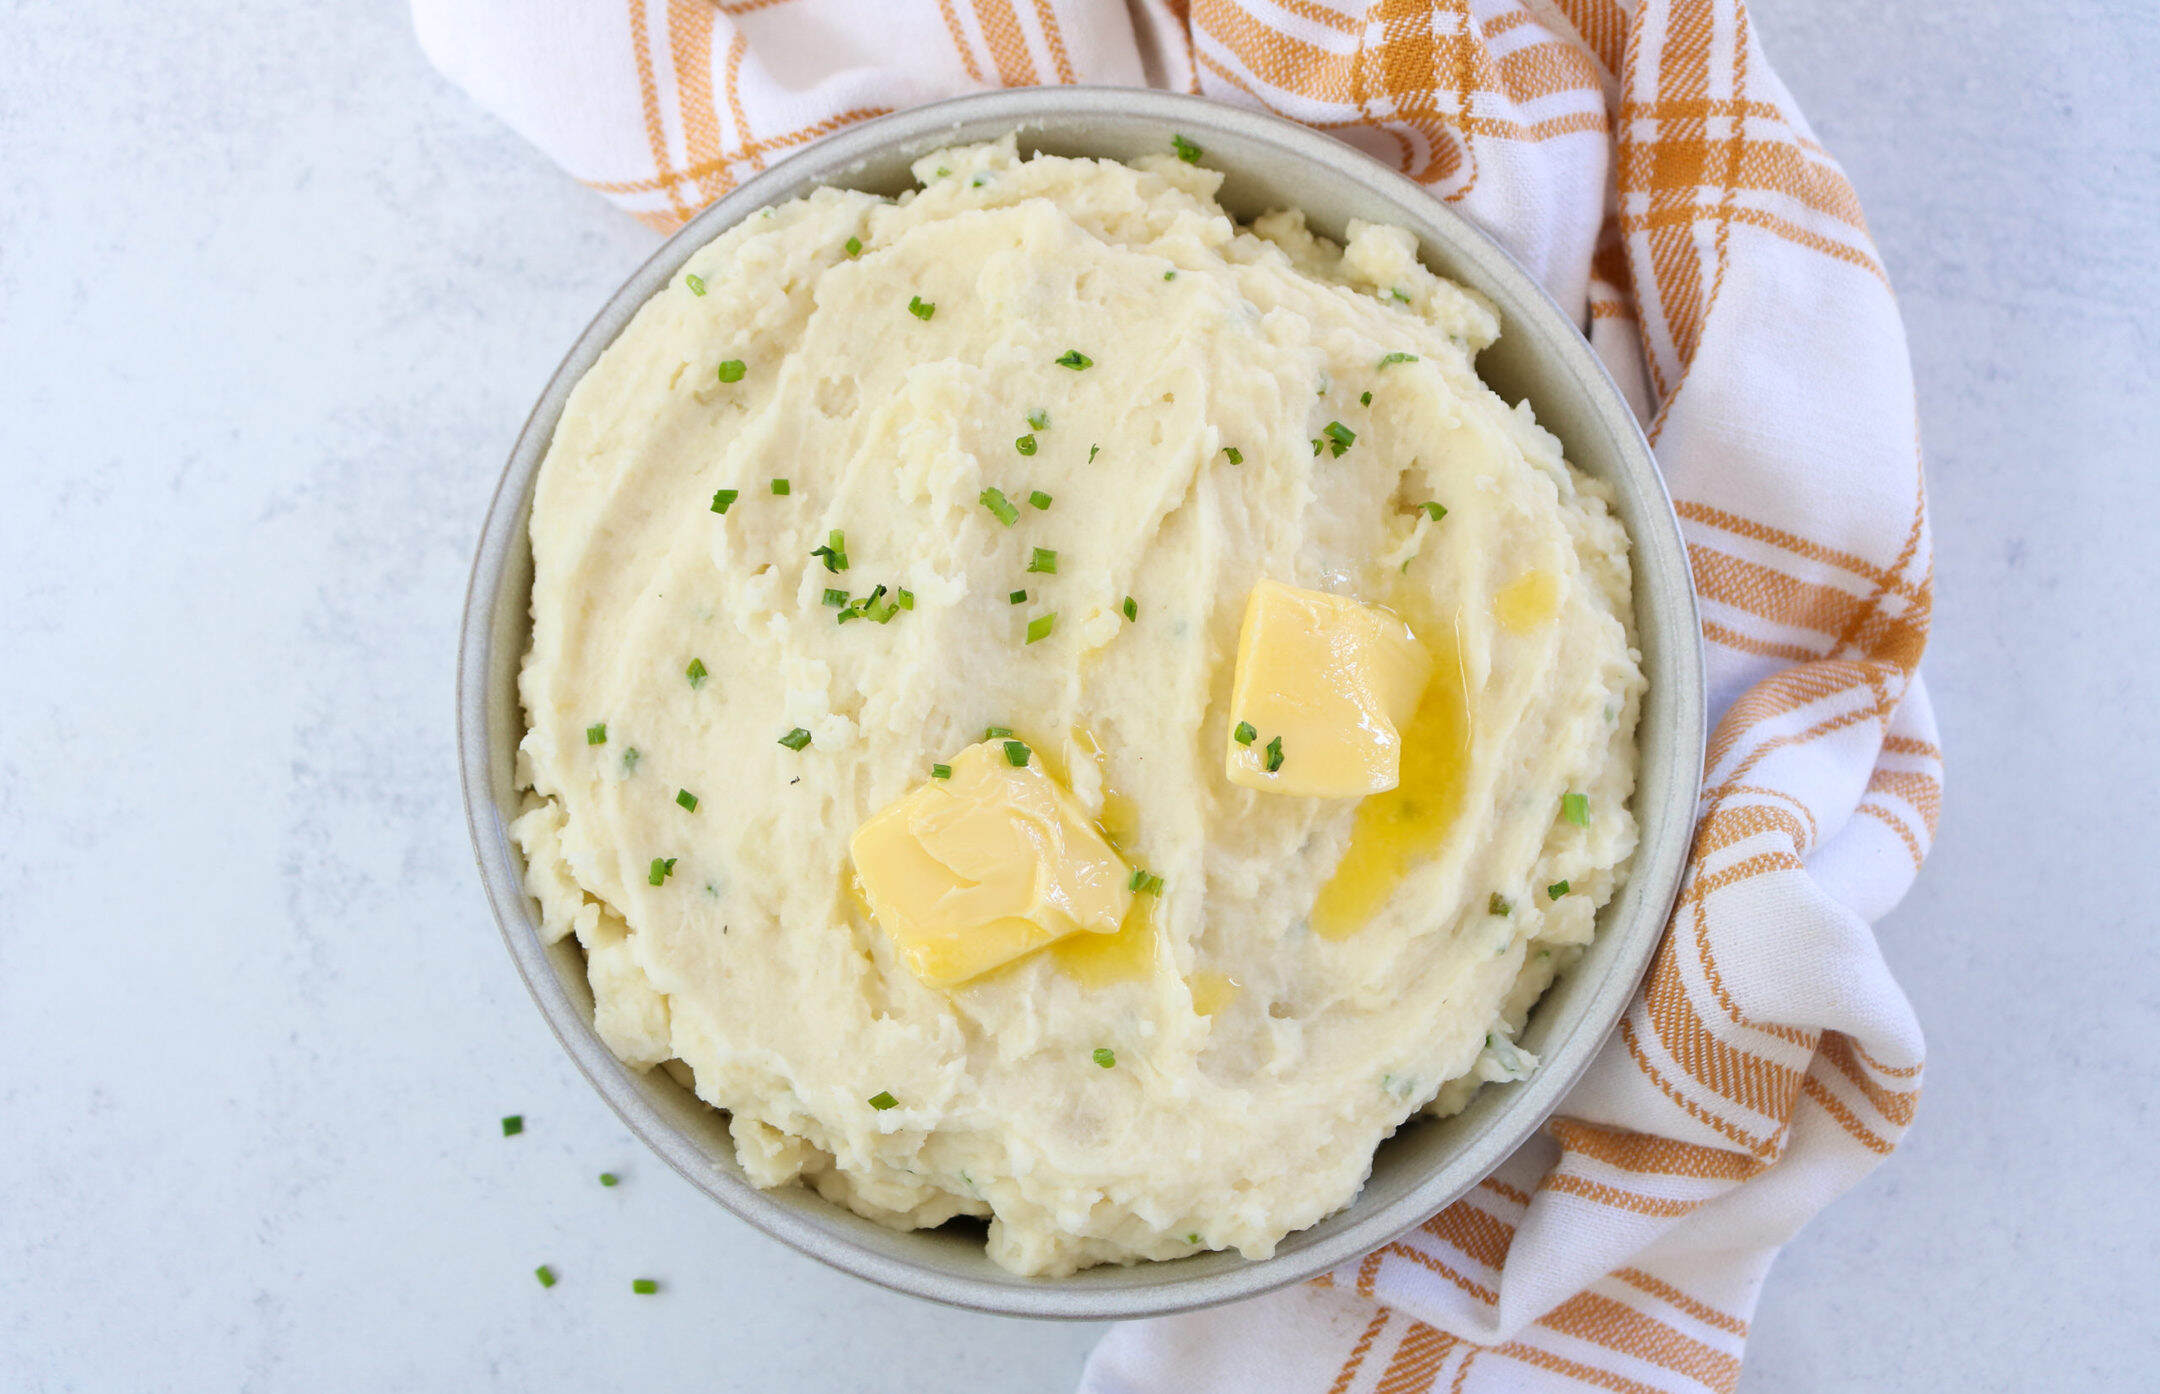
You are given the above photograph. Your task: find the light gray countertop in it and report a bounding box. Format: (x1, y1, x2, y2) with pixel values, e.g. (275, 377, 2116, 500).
(3, 2, 2154, 1389)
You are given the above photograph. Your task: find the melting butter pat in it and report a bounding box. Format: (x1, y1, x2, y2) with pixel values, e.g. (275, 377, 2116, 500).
(1225, 579, 1432, 798)
(851, 740, 1134, 987)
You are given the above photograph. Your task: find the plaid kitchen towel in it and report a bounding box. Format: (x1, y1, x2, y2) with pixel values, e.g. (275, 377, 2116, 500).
(415, 2, 1939, 1388)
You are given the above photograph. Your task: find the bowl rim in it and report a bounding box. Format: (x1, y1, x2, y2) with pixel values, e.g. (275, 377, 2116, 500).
(457, 85, 1704, 1321)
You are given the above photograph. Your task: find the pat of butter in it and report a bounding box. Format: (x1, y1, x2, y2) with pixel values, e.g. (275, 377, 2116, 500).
(851, 740, 1134, 987)
(1225, 579, 1432, 798)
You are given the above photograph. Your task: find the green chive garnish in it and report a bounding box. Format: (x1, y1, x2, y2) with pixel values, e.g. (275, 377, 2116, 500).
(868, 1091, 899, 1110)
(534, 1264, 557, 1287)
(1127, 868, 1163, 895)
(1379, 351, 1419, 367)
(710, 488, 738, 514)
(811, 528, 848, 572)
(1055, 349, 1092, 370)
(1389, 288, 1412, 303)
(979, 487, 1019, 526)
(599, 1172, 619, 1186)
(1233, 721, 1257, 746)
(1163, 269, 1177, 280)
(1264, 736, 1284, 772)
(1223, 446, 1243, 465)
(501, 1115, 524, 1136)
(1489, 892, 1513, 916)
(984, 726, 1014, 739)
(844, 236, 863, 257)
(1028, 489, 1052, 510)
(622, 747, 641, 773)
(1360, 391, 1373, 406)
(1419, 501, 1448, 521)
(685, 658, 708, 688)
(1171, 134, 1202, 164)
(1312, 439, 1324, 456)
(1003, 739, 1030, 766)
(685, 273, 706, 296)
(1548, 881, 1571, 899)
(1563, 793, 1589, 826)
(823, 588, 848, 607)
(1015, 433, 1037, 456)
(716, 359, 746, 383)
(908, 295, 935, 321)
(586, 723, 608, 745)
(931, 763, 952, 780)
(649, 857, 676, 886)
(1324, 421, 1356, 455)
(1088, 444, 1100, 462)
(676, 789, 697, 811)
(1027, 547, 1058, 575)
(1120, 596, 1138, 621)
(631, 1279, 659, 1295)
(1092, 1047, 1116, 1068)
(1027, 408, 1049, 431)
(896, 588, 914, 610)
(1025, 613, 1055, 644)
(770, 478, 790, 495)
(1009, 589, 1026, 605)
(778, 727, 812, 751)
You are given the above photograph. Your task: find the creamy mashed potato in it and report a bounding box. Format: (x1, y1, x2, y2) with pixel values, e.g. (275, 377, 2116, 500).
(513, 137, 1643, 1276)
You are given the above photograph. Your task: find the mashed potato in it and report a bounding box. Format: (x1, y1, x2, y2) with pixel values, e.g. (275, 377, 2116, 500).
(513, 137, 1643, 1276)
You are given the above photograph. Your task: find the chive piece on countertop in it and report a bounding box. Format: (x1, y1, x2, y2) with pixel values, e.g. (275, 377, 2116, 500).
(868, 1090, 899, 1110)
(1025, 613, 1055, 644)
(1223, 446, 1243, 465)
(1003, 739, 1031, 766)
(632, 1279, 659, 1295)
(600, 1173, 620, 1187)
(1419, 501, 1448, 521)
(931, 763, 952, 780)
(586, 723, 608, 745)
(844, 236, 862, 257)
(979, 487, 1020, 526)
(908, 295, 935, 321)
(1264, 736, 1285, 773)
(1234, 721, 1257, 746)
(1490, 892, 1513, 916)
(1548, 881, 1571, 899)
(501, 1115, 524, 1136)
(984, 726, 1014, 739)
(1015, 433, 1038, 456)
(1121, 596, 1137, 621)
(676, 789, 698, 812)
(710, 488, 738, 514)
(685, 273, 706, 296)
(716, 359, 746, 383)
(686, 658, 708, 688)
(1172, 133, 1203, 163)
(1028, 489, 1053, 510)
(1027, 408, 1050, 431)
(778, 727, 812, 751)
(1093, 1047, 1116, 1068)
(1563, 792, 1590, 826)
(1056, 349, 1093, 370)
(1027, 547, 1058, 575)
(1360, 391, 1373, 406)
(1379, 351, 1420, 367)
(1009, 589, 1027, 605)
(770, 478, 790, 495)
(534, 1264, 557, 1288)
(649, 857, 676, 886)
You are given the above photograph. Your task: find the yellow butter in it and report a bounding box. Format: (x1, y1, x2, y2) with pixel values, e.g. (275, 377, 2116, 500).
(1224, 579, 1432, 798)
(1494, 569, 1563, 632)
(851, 740, 1134, 987)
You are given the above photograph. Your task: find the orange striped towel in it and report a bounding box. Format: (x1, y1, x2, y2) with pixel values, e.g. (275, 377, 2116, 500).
(415, 2, 1937, 1388)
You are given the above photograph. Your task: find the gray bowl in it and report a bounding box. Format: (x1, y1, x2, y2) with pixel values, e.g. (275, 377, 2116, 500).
(457, 87, 1704, 1320)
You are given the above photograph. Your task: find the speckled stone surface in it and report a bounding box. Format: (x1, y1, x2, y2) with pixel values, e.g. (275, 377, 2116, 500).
(2, 2, 2154, 1389)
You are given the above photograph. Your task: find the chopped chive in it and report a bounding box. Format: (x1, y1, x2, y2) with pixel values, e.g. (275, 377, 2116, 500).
(810, 528, 849, 573)
(1489, 892, 1513, 916)
(863, 586, 899, 623)
(1121, 596, 1137, 621)
(1563, 793, 1589, 826)
(684, 273, 706, 296)
(1027, 408, 1050, 431)
(1312, 439, 1324, 456)
(1092, 1046, 1117, 1068)
(649, 857, 676, 886)
(1547, 880, 1571, 899)
(716, 359, 746, 383)
(710, 488, 738, 514)
(1418, 501, 1448, 521)
(1163, 269, 1177, 281)
(1027, 547, 1058, 575)
(1028, 489, 1053, 510)
(896, 588, 914, 610)
(868, 1090, 899, 1110)
(1171, 133, 1203, 164)
(631, 1279, 659, 1295)
(1223, 446, 1243, 465)
(622, 747, 641, 773)
(1233, 721, 1257, 746)
(586, 723, 608, 745)
(676, 789, 698, 812)
(1360, 391, 1373, 406)
(501, 1115, 524, 1136)
(844, 235, 863, 257)
(983, 726, 1014, 739)
(1379, 351, 1420, 367)
(931, 763, 952, 779)
(770, 478, 790, 495)
(1003, 739, 1031, 766)
(979, 487, 1020, 526)
(685, 658, 708, 688)
(534, 1264, 557, 1287)
(1324, 421, 1357, 452)
(1185, 1233, 1201, 1245)
(1009, 589, 1027, 605)
(1389, 288, 1412, 303)
(599, 1172, 620, 1187)
(1055, 349, 1093, 370)
(1127, 868, 1164, 895)
(778, 727, 812, 751)
(907, 295, 935, 321)
(823, 587, 848, 607)
(1015, 433, 1038, 456)
(1025, 613, 1055, 644)
(1264, 735, 1284, 772)
(1088, 444, 1100, 462)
